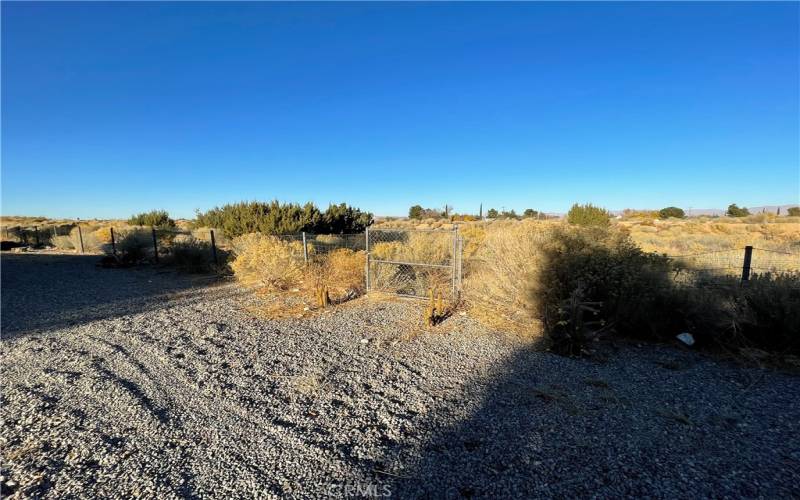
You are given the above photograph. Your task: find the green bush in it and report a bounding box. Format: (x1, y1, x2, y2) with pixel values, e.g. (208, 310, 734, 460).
(726, 204, 750, 217)
(523, 209, 539, 218)
(117, 229, 153, 264)
(486, 208, 499, 218)
(128, 210, 175, 228)
(526, 226, 800, 356)
(194, 201, 372, 238)
(170, 237, 218, 273)
(787, 207, 800, 217)
(566, 203, 611, 227)
(408, 205, 423, 219)
(530, 226, 678, 354)
(658, 207, 685, 219)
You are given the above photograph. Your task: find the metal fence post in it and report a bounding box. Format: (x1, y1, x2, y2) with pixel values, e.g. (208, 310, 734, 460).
(110, 227, 117, 256)
(302, 232, 308, 264)
(452, 226, 458, 298)
(365, 227, 371, 292)
(741, 245, 753, 283)
(77, 225, 85, 254)
(210, 229, 218, 264)
(151, 227, 159, 263)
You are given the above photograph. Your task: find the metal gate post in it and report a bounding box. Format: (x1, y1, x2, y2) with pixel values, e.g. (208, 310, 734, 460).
(365, 227, 371, 292)
(452, 226, 458, 297)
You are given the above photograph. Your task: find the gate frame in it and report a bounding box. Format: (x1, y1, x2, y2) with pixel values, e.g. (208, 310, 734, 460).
(365, 226, 462, 299)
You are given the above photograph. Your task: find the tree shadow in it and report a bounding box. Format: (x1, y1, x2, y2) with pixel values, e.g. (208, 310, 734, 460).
(1, 253, 235, 338)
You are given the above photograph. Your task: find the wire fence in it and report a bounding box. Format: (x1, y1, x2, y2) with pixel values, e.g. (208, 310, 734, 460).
(666, 246, 800, 288)
(365, 227, 463, 299)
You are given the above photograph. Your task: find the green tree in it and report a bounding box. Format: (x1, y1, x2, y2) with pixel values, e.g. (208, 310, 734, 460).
(128, 210, 175, 228)
(726, 204, 750, 217)
(487, 208, 499, 218)
(787, 207, 800, 217)
(567, 203, 611, 227)
(658, 207, 685, 219)
(193, 201, 371, 237)
(408, 205, 423, 219)
(500, 209, 518, 219)
(523, 208, 539, 218)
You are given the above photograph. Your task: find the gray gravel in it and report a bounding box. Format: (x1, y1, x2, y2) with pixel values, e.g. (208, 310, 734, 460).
(2, 252, 799, 498)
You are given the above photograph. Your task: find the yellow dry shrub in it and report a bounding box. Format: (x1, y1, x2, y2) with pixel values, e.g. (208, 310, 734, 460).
(93, 226, 114, 243)
(464, 221, 553, 334)
(231, 233, 306, 291)
(309, 249, 366, 298)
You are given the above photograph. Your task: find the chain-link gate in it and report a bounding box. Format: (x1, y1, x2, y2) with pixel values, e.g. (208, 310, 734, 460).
(365, 227, 463, 299)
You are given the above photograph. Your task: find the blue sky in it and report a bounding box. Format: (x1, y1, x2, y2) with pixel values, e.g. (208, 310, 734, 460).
(2, 2, 798, 219)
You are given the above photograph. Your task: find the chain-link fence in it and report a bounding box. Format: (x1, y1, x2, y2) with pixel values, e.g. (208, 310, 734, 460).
(366, 227, 463, 299)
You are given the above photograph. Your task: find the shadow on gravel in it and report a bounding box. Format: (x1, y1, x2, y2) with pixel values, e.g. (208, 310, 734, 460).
(1, 253, 229, 338)
(380, 344, 800, 498)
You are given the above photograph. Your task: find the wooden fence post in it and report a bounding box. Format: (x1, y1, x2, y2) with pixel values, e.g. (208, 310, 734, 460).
(110, 227, 117, 256)
(741, 245, 753, 283)
(151, 227, 159, 263)
(34, 226, 40, 246)
(210, 230, 218, 265)
(302, 232, 308, 264)
(77, 225, 85, 254)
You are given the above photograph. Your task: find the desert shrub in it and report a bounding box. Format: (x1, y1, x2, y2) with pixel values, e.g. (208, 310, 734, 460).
(730, 272, 800, 353)
(128, 210, 175, 228)
(231, 233, 306, 291)
(69, 226, 102, 253)
(726, 204, 750, 217)
(486, 208, 499, 218)
(52, 235, 74, 250)
(465, 221, 553, 332)
(194, 201, 372, 238)
(658, 207, 685, 219)
(309, 249, 366, 298)
(622, 209, 660, 219)
(408, 205, 423, 219)
(788, 207, 800, 217)
(530, 226, 680, 354)
(170, 237, 216, 273)
(567, 203, 610, 227)
(116, 229, 153, 263)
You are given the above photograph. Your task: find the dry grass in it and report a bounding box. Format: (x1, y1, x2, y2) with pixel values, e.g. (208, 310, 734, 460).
(231, 234, 307, 291)
(463, 220, 553, 335)
(309, 248, 366, 299)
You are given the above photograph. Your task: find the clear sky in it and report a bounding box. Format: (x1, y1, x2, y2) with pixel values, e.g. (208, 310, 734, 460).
(2, 2, 798, 219)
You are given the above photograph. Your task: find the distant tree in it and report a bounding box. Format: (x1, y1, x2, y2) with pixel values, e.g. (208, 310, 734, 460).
(487, 208, 499, 218)
(500, 209, 519, 219)
(726, 204, 750, 217)
(408, 205, 423, 219)
(788, 207, 800, 217)
(567, 203, 611, 227)
(443, 204, 453, 218)
(523, 208, 539, 218)
(128, 210, 175, 228)
(658, 207, 685, 219)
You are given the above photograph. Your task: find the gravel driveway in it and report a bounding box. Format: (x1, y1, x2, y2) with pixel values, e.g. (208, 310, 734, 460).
(2, 253, 799, 498)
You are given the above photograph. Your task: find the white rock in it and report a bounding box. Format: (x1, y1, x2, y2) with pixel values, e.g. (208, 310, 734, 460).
(677, 332, 695, 346)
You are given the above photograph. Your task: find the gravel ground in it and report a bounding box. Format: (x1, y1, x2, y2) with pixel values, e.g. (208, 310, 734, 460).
(2, 252, 799, 498)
